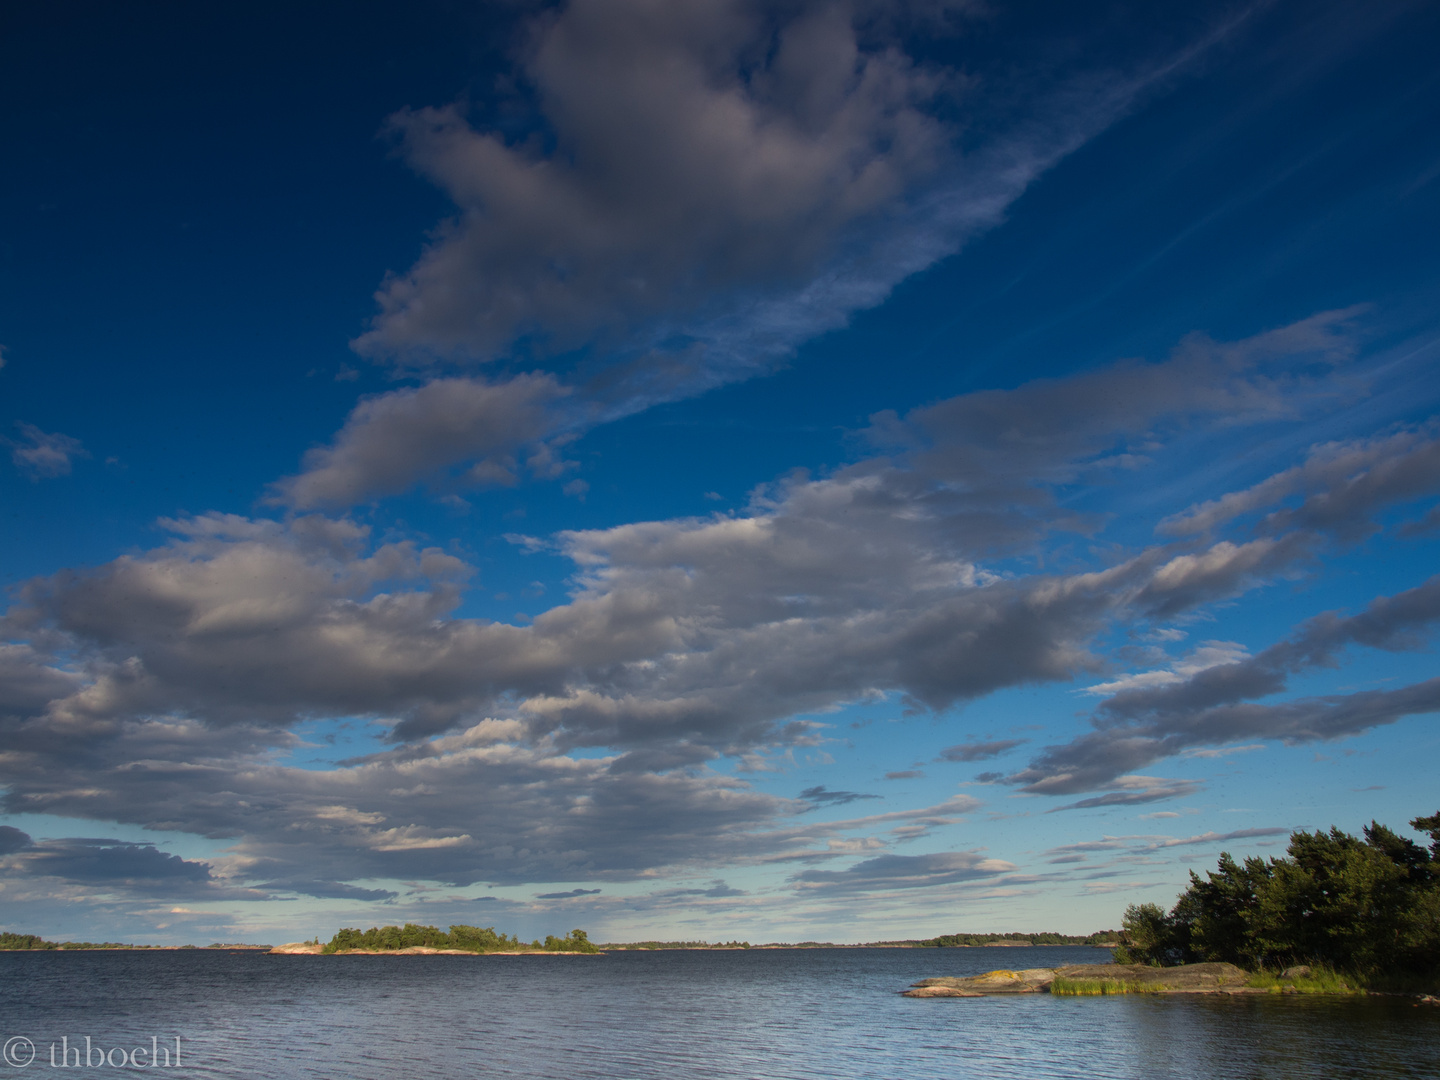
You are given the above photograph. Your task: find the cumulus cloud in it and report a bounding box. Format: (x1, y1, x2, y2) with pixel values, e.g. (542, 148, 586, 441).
(875, 310, 1362, 476)
(791, 850, 1015, 894)
(1082, 641, 1250, 696)
(0, 715, 988, 892)
(4, 315, 1437, 900)
(272, 374, 572, 509)
(1044, 777, 1205, 812)
(9, 422, 88, 479)
(3, 512, 490, 735)
(0, 725, 801, 886)
(1102, 573, 1440, 725)
(6, 326, 1402, 772)
(1181, 743, 1265, 759)
(863, 309, 1364, 555)
(937, 739, 1026, 762)
(257, 879, 398, 901)
(799, 785, 882, 807)
(277, 0, 1239, 508)
(357, 0, 953, 365)
(1160, 422, 1440, 541)
(350, 0, 1185, 374)
(1132, 536, 1314, 619)
(0, 643, 84, 714)
(0, 834, 265, 901)
(1010, 574, 1440, 795)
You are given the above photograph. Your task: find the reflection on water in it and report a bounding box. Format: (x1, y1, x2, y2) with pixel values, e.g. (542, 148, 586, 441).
(1, 947, 1436, 1078)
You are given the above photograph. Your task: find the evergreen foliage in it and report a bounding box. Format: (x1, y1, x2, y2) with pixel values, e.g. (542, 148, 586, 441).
(1113, 812, 1440, 986)
(0, 932, 137, 950)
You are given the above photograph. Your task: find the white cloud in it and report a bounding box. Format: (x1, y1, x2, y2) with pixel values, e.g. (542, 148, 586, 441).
(1181, 743, 1265, 759)
(1009, 574, 1440, 794)
(791, 850, 1016, 894)
(271, 374, 571, 509)
(1083, 641, 1250, 696)
(1160, 421, 1440, 542)
(286, 0, 1235, 509)
(9, 422, 88, 479)
(356, 0, 954, 366)
(5, 315, 1439, 903)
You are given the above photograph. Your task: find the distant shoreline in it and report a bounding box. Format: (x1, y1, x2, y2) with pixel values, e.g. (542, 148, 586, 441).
(0, 941, 1120, 954)
(600, 942, 1119, 951)
(269, 941, 1120, 956)
(270, 943, 604, 955)
(0, 944, 275, 952)
(3, 934, 1120, 954)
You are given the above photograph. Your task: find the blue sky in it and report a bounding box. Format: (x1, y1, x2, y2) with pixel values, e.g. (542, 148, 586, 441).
(2, 0, 1439, 945)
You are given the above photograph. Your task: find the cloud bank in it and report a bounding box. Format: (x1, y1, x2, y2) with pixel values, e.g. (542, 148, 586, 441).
(6, 314, 1440, 909)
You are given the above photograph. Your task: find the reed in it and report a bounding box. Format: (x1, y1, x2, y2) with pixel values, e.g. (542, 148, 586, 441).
(1049, 976, 1163, 996)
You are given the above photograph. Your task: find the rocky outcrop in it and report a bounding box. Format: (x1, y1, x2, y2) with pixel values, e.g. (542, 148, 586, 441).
(335, 946, 479, 955)
(907, 968, 1057, 996)
(903, 962, 1254, 997)
(269, 942, 324, 954)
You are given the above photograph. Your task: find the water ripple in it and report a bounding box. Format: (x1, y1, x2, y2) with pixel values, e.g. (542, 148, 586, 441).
(1, 948, 1435, 1079)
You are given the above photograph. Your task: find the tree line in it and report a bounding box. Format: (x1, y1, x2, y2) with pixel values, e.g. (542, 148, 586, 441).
(922, 931, 1117, 947)
(321, 923, 599, 953)
(1116, 811, 1440, 987)
(603, 940, 753, 949)
(0, 932, 142, 950)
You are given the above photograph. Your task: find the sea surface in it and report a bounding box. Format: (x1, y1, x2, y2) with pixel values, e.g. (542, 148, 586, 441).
(1, 946, 1436, 1079)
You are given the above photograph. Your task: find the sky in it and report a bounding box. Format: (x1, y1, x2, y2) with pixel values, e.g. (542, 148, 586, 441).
(1, 0, 1439, 946)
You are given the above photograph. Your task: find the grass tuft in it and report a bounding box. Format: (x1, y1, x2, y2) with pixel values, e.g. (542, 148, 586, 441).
(1243, 964, 1363, 995)
(1049, 976, 1162, 996)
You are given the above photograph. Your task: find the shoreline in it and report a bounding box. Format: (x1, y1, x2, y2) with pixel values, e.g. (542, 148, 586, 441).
(269, 943, 604, 956)
(903, 963, 1439, 1000)
(0, 945, 275, 952)
(1, 941, 1118, 955)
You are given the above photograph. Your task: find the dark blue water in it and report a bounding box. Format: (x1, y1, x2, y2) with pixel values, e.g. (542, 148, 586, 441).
(1, 947, 1436, 1078)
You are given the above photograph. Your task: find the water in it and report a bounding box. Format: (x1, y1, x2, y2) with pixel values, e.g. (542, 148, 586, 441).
(2, 947, 1436, 1078)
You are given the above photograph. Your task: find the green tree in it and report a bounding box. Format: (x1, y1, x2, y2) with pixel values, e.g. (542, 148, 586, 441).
(1410, 813, 1440, 860)
(1113, 902, 1187, 966)
(1121, 811, 1440, 985)
(1180, 852, 1272, 967)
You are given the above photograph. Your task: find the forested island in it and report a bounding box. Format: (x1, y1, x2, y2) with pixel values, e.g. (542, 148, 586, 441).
(308, 924, 600, 954)
(907, 811, 1440, 998)
(1111, 811, 1440, 992)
